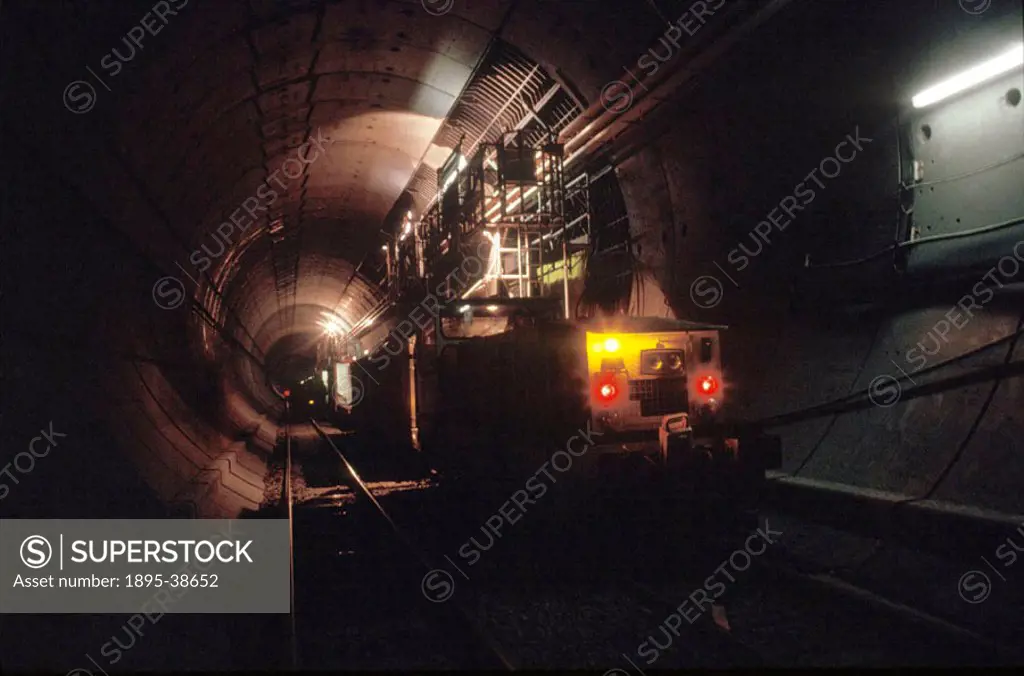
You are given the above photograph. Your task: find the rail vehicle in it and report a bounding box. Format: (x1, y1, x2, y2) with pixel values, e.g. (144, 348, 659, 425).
(346, 128, 779, 508)
(283, 370, 331, 423)
(400, 298, 781, 507)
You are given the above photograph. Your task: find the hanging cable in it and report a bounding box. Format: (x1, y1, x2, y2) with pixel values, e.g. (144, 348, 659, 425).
(790, 320, 885, 476)
(747, 323, 1024, 429)
(805, 108, 1024, 271)
(913, 312, 1024, 501)
(804, 215, 1024, 270)
(900, 151, 1024, 191)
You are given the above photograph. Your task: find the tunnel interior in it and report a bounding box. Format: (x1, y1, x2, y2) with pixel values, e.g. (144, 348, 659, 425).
(2, 0, 1021, 512)
(3, 0, 1023, 516)
(2, 0, 1023, 667)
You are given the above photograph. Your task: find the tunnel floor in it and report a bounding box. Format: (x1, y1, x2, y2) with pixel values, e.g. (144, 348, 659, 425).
(248, 425, 1020, 670)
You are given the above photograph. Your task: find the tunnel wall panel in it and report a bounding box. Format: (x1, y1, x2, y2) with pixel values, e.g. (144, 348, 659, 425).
(108, 361, 267, 516)
(932, 332, 1024, 513)
(4, 111, 273, 518)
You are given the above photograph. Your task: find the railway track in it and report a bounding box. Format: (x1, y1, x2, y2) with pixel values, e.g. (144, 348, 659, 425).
(281, 420, 513, 670)
(272, 421, 1021, 669)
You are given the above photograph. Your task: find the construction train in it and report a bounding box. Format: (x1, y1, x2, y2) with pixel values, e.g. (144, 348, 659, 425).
(322, 131, 780, 511)
(335, 296, 781, 512)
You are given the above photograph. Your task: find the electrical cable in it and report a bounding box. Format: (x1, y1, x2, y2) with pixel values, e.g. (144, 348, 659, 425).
(804, 215, 1024, 270)
(805, 109, 1023, 271)
(747, 323, 1024, 430)
(899, 151, 1024, 190)
(779, 314, 1024, 570)
(757, 356, 1024, 430)
(912, 311, 1024, 502)
(789, 319, 885, 476)
(901, 214, 1024, 247)
(892, 107, 910, 275)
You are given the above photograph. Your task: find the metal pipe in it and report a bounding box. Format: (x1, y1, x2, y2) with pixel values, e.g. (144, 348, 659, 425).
(562, 237, 571, 319)
(517, 228, 524, 296)
(408, 336, 419, 450)
(560, 0, 794, 168)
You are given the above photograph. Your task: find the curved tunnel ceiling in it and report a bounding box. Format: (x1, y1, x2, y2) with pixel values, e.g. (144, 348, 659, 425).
(7, 0, 681, 395)
(7, 0, 671, 367)
(133, 0, 508, 353)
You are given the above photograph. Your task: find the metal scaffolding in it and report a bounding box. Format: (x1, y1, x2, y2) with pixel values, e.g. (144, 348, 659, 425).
(414, 130, 568, 301)
(383, 129, 601, 323)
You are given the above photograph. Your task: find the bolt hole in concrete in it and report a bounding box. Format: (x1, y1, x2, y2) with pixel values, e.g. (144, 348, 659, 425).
(1007, 88, 1022, 107)
(919, 124, 932, 142)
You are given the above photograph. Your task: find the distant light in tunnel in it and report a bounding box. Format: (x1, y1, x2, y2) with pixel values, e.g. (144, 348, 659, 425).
(319, 310, 350, 337)
(912, 43, 1024, 108)
(486, 305, 499, 312)
(458, 305, 471, 313)
(308, 400, 315, 405)
(319, 319, 342, 336)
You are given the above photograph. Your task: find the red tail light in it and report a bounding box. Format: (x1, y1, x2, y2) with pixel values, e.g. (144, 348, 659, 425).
(593, 374, 621, 404)
(698, 375, 718, 395)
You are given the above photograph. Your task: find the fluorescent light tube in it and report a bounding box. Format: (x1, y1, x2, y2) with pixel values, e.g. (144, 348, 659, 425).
(912, 43, 1024, 109)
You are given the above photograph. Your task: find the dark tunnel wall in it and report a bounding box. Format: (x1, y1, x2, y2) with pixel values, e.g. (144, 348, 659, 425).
(611, 0, 1024, 514)
(2, 157, 271, 518)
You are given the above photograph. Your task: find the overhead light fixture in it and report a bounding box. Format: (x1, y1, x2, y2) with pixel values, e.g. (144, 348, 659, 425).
(912, 43, 1024, 109)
